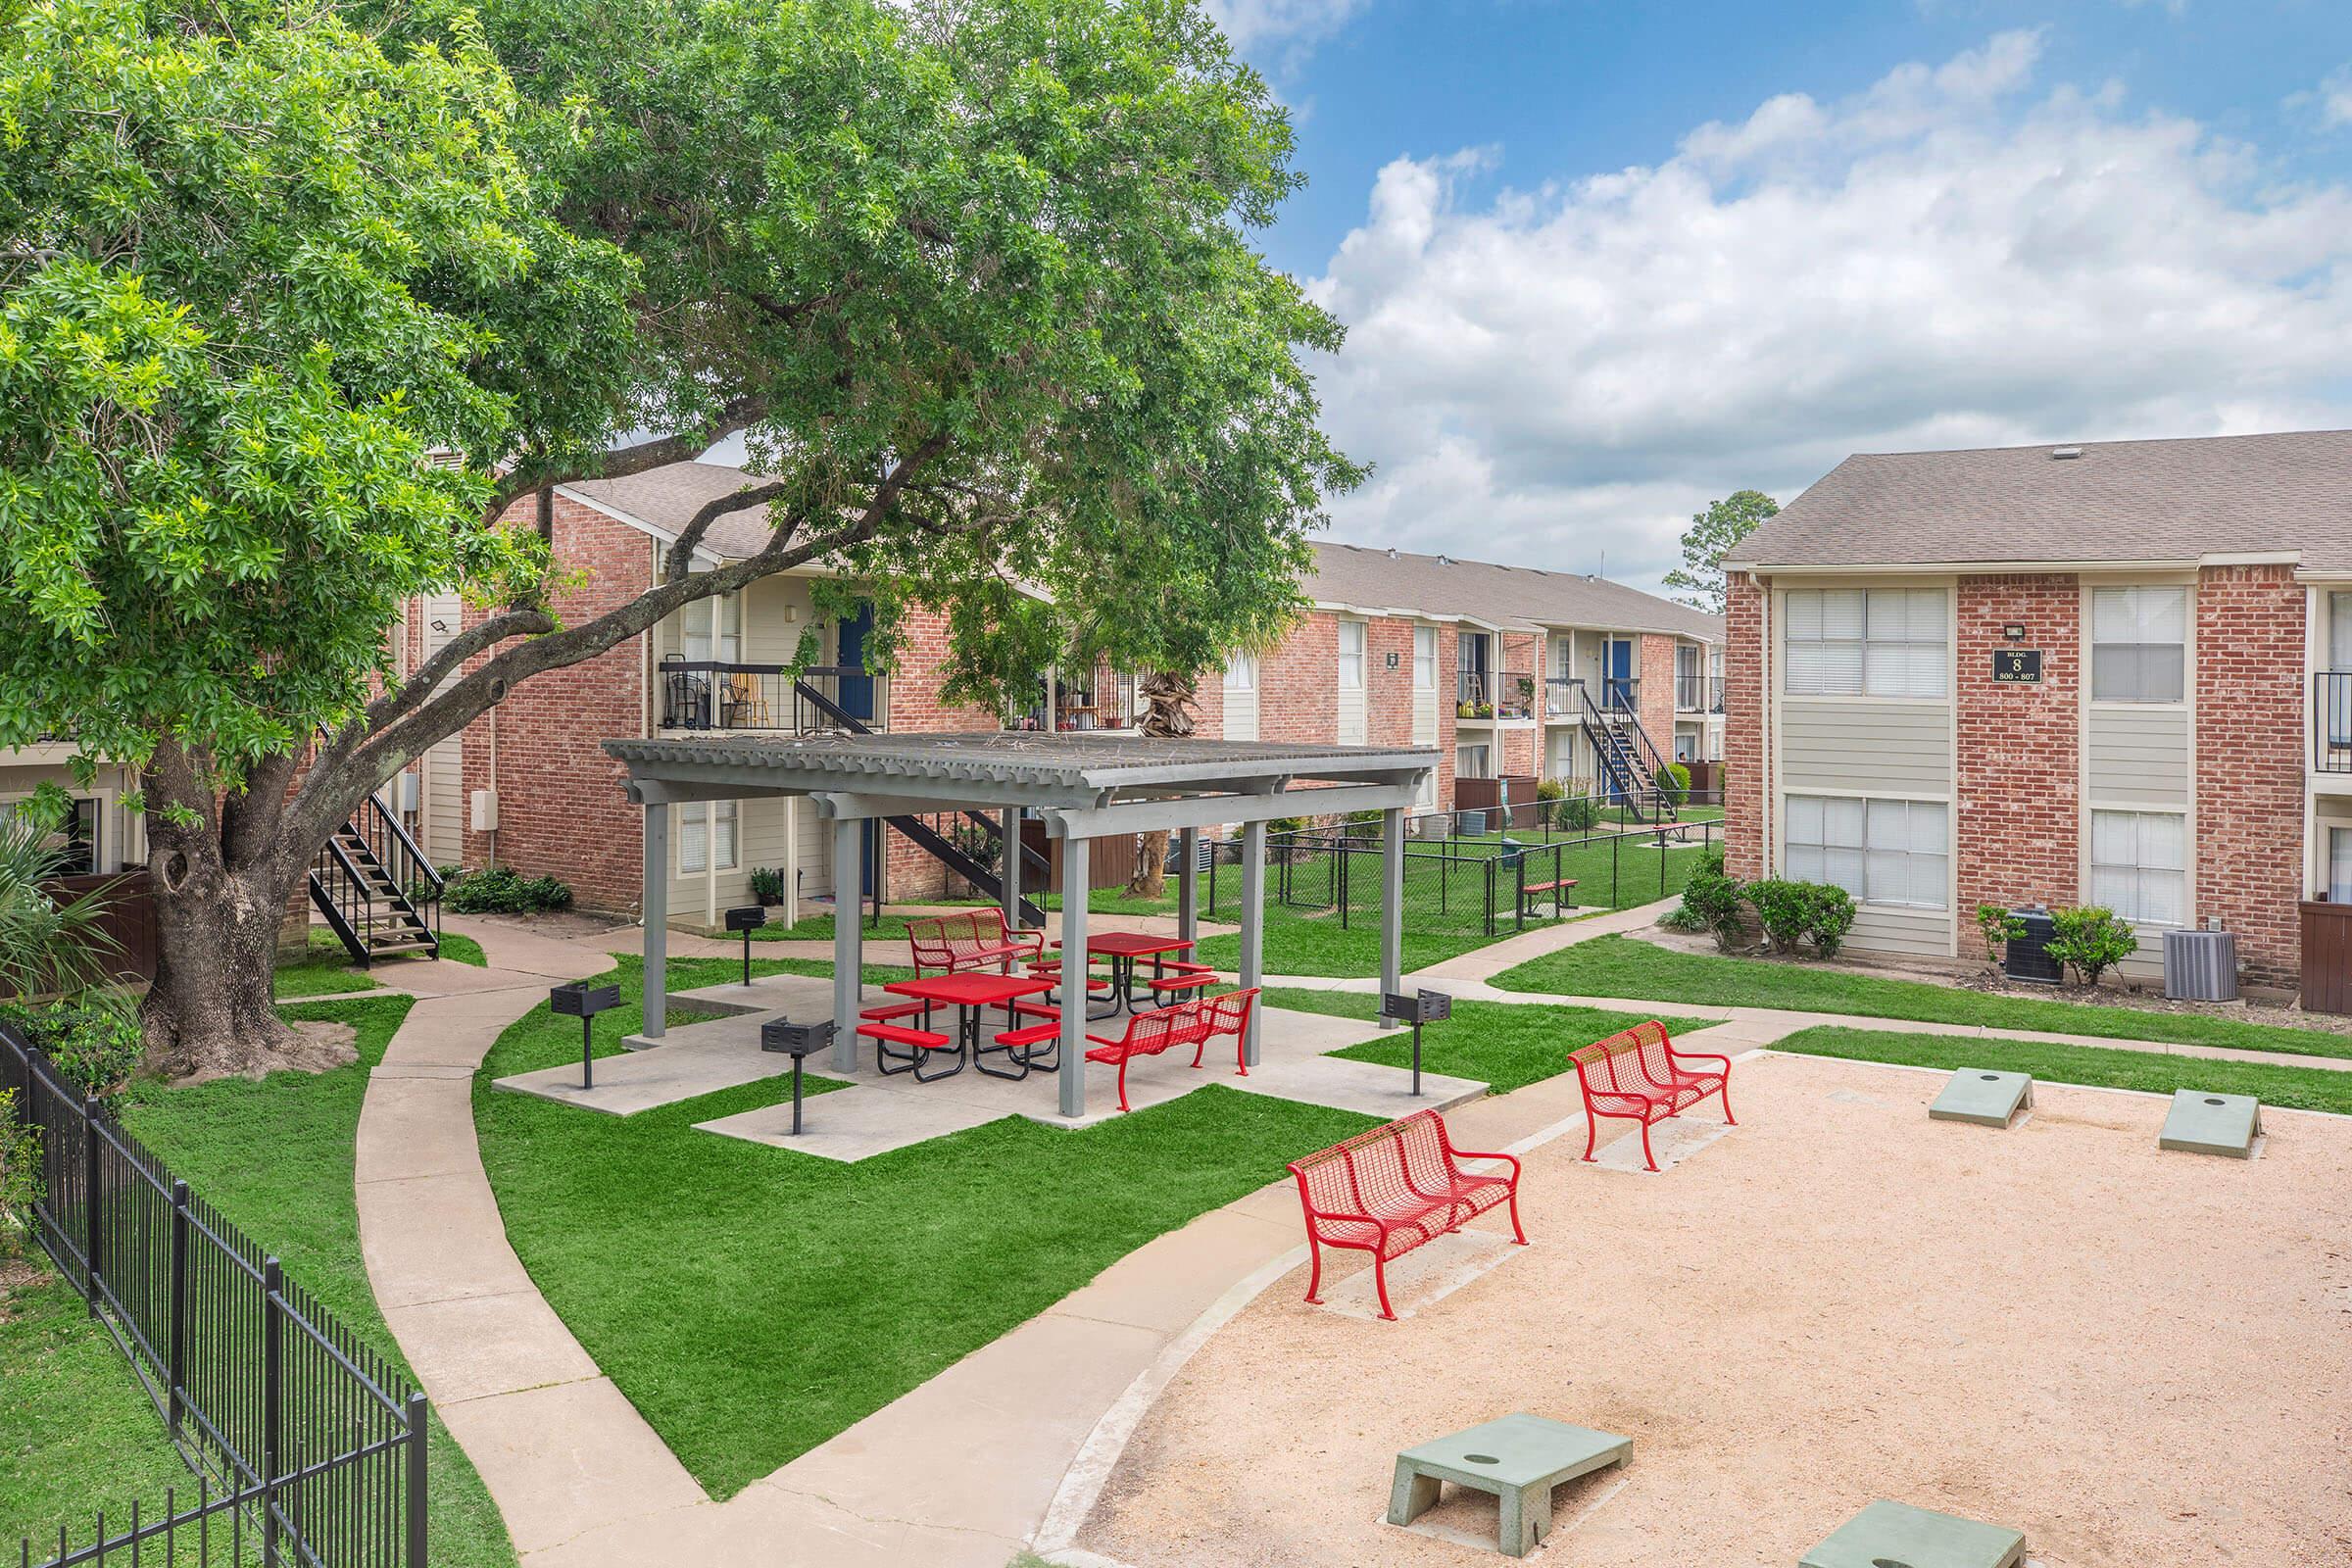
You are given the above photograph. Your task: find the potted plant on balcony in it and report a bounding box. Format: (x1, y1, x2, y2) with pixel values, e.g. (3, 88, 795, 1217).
(749, 866, 785, 907)
(1475, 701, 1494, 718)
(1456, 700, 1476, 718)
(1514, 675, 1535, 712)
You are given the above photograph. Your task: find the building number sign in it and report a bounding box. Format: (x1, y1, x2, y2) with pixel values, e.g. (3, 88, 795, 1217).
(1991, 649, 2042, 684)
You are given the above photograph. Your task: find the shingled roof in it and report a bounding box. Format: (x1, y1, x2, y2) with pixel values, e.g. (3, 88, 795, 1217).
(1725, 429, 2352, 573)
(564, 462, 788, 562)
(1307, 542, 1723, 642)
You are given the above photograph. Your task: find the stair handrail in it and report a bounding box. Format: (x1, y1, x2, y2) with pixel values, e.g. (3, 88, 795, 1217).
(309, 829, 375, 959)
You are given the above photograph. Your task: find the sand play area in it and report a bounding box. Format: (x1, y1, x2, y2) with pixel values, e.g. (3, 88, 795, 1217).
(1078, 1052, 2352, 1566)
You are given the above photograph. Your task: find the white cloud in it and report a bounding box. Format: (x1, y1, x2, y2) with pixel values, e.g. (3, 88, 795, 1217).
(2315, 66, 2352, 129)
(1204, 0, 1368, 59)
(1304, 31, 2352, 595)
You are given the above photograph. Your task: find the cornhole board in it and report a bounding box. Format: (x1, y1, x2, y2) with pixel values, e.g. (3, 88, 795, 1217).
(1929, 1069, 2034, 1129)
(2159, 1088, 2261, 1158)
(1799, 1499, 2025, 1568)
(1388, 1412, 1630, 1558)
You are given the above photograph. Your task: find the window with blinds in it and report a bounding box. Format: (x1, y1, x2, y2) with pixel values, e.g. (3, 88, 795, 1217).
(1222, 654, 1256, 690)
(2090, 587, 2185, 703)
(1785, 588, 1945, 698)
(2089, 809, 2185, 926)
(1414, 626, 1438, 689)
(1339, 620, 1366, 689)
(678, 801, 740, 874)
(1784, 794, 1946, 908)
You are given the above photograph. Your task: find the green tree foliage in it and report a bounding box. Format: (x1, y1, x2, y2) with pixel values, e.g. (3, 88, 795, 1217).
(1662, 489, 1779, 613)
(1, 0, 1356, 1068)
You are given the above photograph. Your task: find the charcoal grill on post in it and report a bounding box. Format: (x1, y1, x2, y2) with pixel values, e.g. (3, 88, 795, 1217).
(1380, 989, 1453, 1096)
(724, 905, 765, 987)
(760, 1017, 837, 1135)
(550, 981, 621, 1089)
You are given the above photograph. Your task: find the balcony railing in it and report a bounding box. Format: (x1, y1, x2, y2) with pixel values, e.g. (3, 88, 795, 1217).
(1600, 675, 1641, 713)
(1676, 673, 1725, 712)
(2316, 672, 2352, 774)
(1007, 661, 1137, 732)
(1544, 675, 1586, 717)
(1457, 669, 1537, 719)
(659, 660, 887, 733)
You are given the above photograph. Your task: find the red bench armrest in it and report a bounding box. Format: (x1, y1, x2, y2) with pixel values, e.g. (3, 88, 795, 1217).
(1444, 1149, 1522, 1183)
(1668, 1048, 1733, 1073)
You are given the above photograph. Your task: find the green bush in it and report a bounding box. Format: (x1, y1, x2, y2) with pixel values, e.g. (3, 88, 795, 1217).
(748, 866, 785, 903)
(1975, 903, 2025, 967)
(1, 994, 144, 1095)
(1741, 878, 1852, 958)
(1673, 846, 1745, 951)
(0, 1087, 35, 1259)
(1555, 792, 1600, 831)
(2046, 905, 2137, 986)
(445, 865, 574, 915)
(1659, 761, 1690, 808)
(1342, 808, 1385, 839)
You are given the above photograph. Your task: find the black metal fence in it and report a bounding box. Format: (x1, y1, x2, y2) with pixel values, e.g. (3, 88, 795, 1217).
(1192, 791, 1724, 938)
(1, 1022, 427, 1568)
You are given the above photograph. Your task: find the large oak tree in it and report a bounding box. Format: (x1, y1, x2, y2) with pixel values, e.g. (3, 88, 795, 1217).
(0, 0, 1359, 1073)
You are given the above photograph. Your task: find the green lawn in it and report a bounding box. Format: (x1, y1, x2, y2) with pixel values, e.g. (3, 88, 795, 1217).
(472, 958, 1376, 1498)
(272, 928, 486, 998)
(1267, 989, 1708, 1094)
(110, 996, 516, 1568)
(1773, 1026, 2352, 1115)
(1495, 934, 2352, 1061)
(750, 909, 922, 943)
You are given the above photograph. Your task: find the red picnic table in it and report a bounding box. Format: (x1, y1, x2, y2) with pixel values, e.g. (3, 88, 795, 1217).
(1050, 931, 1206, 1018)
(880, 970, 1055, 1081)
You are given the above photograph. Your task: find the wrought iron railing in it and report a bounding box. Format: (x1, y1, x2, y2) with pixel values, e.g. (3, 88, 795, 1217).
(660, 661, 886, 733)
(1544, 675, 1586, 717)
(1456, 669, 1536, 719)
(1006, 662, 1136, 732)
(2314, 672, 2352, 774)
(1674, 672, 1726, 712)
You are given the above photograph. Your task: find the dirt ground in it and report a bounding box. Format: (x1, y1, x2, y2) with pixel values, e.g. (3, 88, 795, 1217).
(1080, 1054, 2352, 1567)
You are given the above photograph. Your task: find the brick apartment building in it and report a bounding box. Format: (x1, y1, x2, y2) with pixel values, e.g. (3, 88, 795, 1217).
(391, 460, 1721, 926)
(1720, 428, 2352, 991)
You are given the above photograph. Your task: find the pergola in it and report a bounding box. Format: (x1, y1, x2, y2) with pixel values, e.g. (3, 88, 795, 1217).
(603, 731, 1438, 1117)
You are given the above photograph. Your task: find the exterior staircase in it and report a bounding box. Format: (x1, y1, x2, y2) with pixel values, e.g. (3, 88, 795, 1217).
(793, 677, 1050, 925)
(310, 789, 443, 964)
(1581, 687, 1679, 824)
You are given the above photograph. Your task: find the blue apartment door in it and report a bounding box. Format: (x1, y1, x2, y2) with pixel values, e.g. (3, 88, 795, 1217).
(837, 605, 875, 722)
(1605, 637, 1635, 710)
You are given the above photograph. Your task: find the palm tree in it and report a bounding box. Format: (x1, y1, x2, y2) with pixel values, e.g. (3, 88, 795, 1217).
(1127, 669, 1198, 900)
(0, 803, 121, 1001)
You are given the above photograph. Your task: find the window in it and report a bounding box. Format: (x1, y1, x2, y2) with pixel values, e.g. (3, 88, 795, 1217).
(2330, 591, 2352, 669)
(4, 797, 98, 876)
(1339, 620, 1366, 689)
(1414, 626, 1438, 689)
(682, 589, 741, 665)
(2091, 587, 2185, 704)
(678, 801, 739, 874)
(1223, 654, 1256, 691)
(1784, 588, 1946, 698)
(1784, 794, 1946, 908)
(1456, 743, 1491, 779)
(2089, 809, 2185, 926)
(2330, 826, 2352, 905)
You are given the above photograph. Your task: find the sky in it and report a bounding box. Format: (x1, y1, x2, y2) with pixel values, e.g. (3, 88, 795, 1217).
(1202, 0, 2352, 596)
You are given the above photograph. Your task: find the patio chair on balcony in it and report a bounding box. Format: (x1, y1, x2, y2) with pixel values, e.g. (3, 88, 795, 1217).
(722, 671, 772, 729)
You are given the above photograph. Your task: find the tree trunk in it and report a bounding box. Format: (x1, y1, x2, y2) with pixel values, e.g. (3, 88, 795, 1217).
(1129, 829, 1168, 901)
(141, 837, 303, 1078)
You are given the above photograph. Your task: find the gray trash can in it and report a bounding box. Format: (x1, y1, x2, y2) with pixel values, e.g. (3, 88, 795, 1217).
(2163, 928, 2237, 1001)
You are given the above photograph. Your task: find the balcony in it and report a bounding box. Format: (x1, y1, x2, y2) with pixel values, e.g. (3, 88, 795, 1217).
(1008, 661, 1137, 732)
(1544, 675, 1586, 718)
(659, 660, 888, 734)
(1600, 675, 1641, 713)
(2316, 672, 2352, 776)
(1457, 669, 1536, 720)
(1676, 674, 1726, 712)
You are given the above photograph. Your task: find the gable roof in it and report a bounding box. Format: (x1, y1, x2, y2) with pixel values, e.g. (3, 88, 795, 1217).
(1307, 542, 1722, 643)
(1724, 429, 2352, 574)
(562, 462, 787, 562)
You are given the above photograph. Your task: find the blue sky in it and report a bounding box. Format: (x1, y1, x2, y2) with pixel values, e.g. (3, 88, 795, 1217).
(1209, 0, 2352, 594)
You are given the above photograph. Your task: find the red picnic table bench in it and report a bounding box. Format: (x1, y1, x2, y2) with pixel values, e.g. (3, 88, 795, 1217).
(1288, 1108, 1524, 1321)
(906, 908, 1044, 976)
(1568, 1019, 1735, 1172)
(1075, 987, 1258, 1112)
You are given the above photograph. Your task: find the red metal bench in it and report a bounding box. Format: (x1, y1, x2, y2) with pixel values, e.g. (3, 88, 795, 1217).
(1287, 1108, 1524, 1321)
(858, 1019, 962, 1082)
(906, 908, 1044, 978)
(1083, 988, 1258, 1112)
(1568, 1019, 1735, 1171)
(1143, 959, 1220, 999)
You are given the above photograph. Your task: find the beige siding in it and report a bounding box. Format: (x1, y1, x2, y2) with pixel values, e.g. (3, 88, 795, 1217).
(1845, 905, 1954, 958)
(419, 594, 465, 861)
(1781, 698, 1952, 795)
(1411, 683, 1436, 748)
(1224, 680, 1260, 742)
(2085, 705, 2190, 807)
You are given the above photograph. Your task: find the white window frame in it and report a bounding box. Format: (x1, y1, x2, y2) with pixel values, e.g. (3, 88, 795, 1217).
(678, 800, 740, 874)
(1784, 588, 1946, 698)
(1456, 743, 1491, 780)
(2089, 808, 2186, 927)
(1338, 620, 1366, 690)
(682, 587, 742, 665)
(2328, 824, 2352, 905)
(2090, 586, 2186, 705)
(1222, 654, 1256, 691)
(1783, 793, 1947, 909)
(1413, 626, 1438, 690)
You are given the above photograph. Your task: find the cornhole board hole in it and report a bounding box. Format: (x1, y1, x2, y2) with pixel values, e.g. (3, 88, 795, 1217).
(1387, 1412, 1630, 1557)
(1929, 1069, 2033, 1129)
(1799, 1499, 2025, 1568)
(2159, 1088, 2262, 1159)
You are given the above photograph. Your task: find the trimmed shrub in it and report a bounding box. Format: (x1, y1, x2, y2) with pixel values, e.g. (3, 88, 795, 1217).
(1803, 883, 1857, 957)
(446, 865, 574, 915)
(1673, 845, 1745, 951)
(1659, 761, 1690, 808)
(1975, 903, 2025, 968)
(1554, 791, 1600, 831)
(1, 994, 144, 1095)
(2046, 905, 2137, 987)
(1742, 878, 1853, 958)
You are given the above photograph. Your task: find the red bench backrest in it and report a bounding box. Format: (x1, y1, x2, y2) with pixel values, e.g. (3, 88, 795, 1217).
(906, 909, 1010, 974)
(1115, 986, 1257, 1056)
(1289, 1107, 1458, 1220)
(1570, 1019, 1676, 1095)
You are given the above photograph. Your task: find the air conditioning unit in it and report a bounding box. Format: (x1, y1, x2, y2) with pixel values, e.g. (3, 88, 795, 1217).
(470, 788, 499, 833)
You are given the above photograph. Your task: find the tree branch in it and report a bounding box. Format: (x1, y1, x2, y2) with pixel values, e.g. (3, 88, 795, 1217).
(481, 395, 769, 519)
(661, 479, 796, 584)
(361, 608, 558, 733)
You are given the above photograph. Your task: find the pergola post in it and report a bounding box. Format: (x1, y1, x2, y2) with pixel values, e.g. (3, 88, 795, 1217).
(1240, 818, 1266, 1067)
(1379, 807, 1404, 1027)
(831, 815, 863, 1073)
(1057, 839, 1091, 1118)
(1176, 826, 1199, 945)
(643, 802, 669, 1041)
(1001, 806, 1021, 930)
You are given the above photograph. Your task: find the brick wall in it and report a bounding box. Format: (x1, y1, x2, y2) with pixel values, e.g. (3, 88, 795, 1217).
(2194, 564, 2305, 984)
(1723, 573, 1767, 878)
(459, 496, 652, 915)
(1261, 612, 1339, 744)
(1955, 574, 2081, 913)
(880, 605, 1004, 900)
(1366, 616, 1415, 748)
(1499, 725, 1538, 777)
(1637, 632, 1678, 767)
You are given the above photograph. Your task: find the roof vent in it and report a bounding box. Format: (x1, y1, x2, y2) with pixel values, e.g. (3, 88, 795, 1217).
(1387, 547, 1397, 560)
(2051, 446, 2083, 460)
(1436, 554, 1452, 566)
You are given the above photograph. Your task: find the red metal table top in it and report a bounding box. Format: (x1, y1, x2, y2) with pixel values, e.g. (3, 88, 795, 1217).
(883, 972, 1054, 1007)
(1051, 932, 1196, 958)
